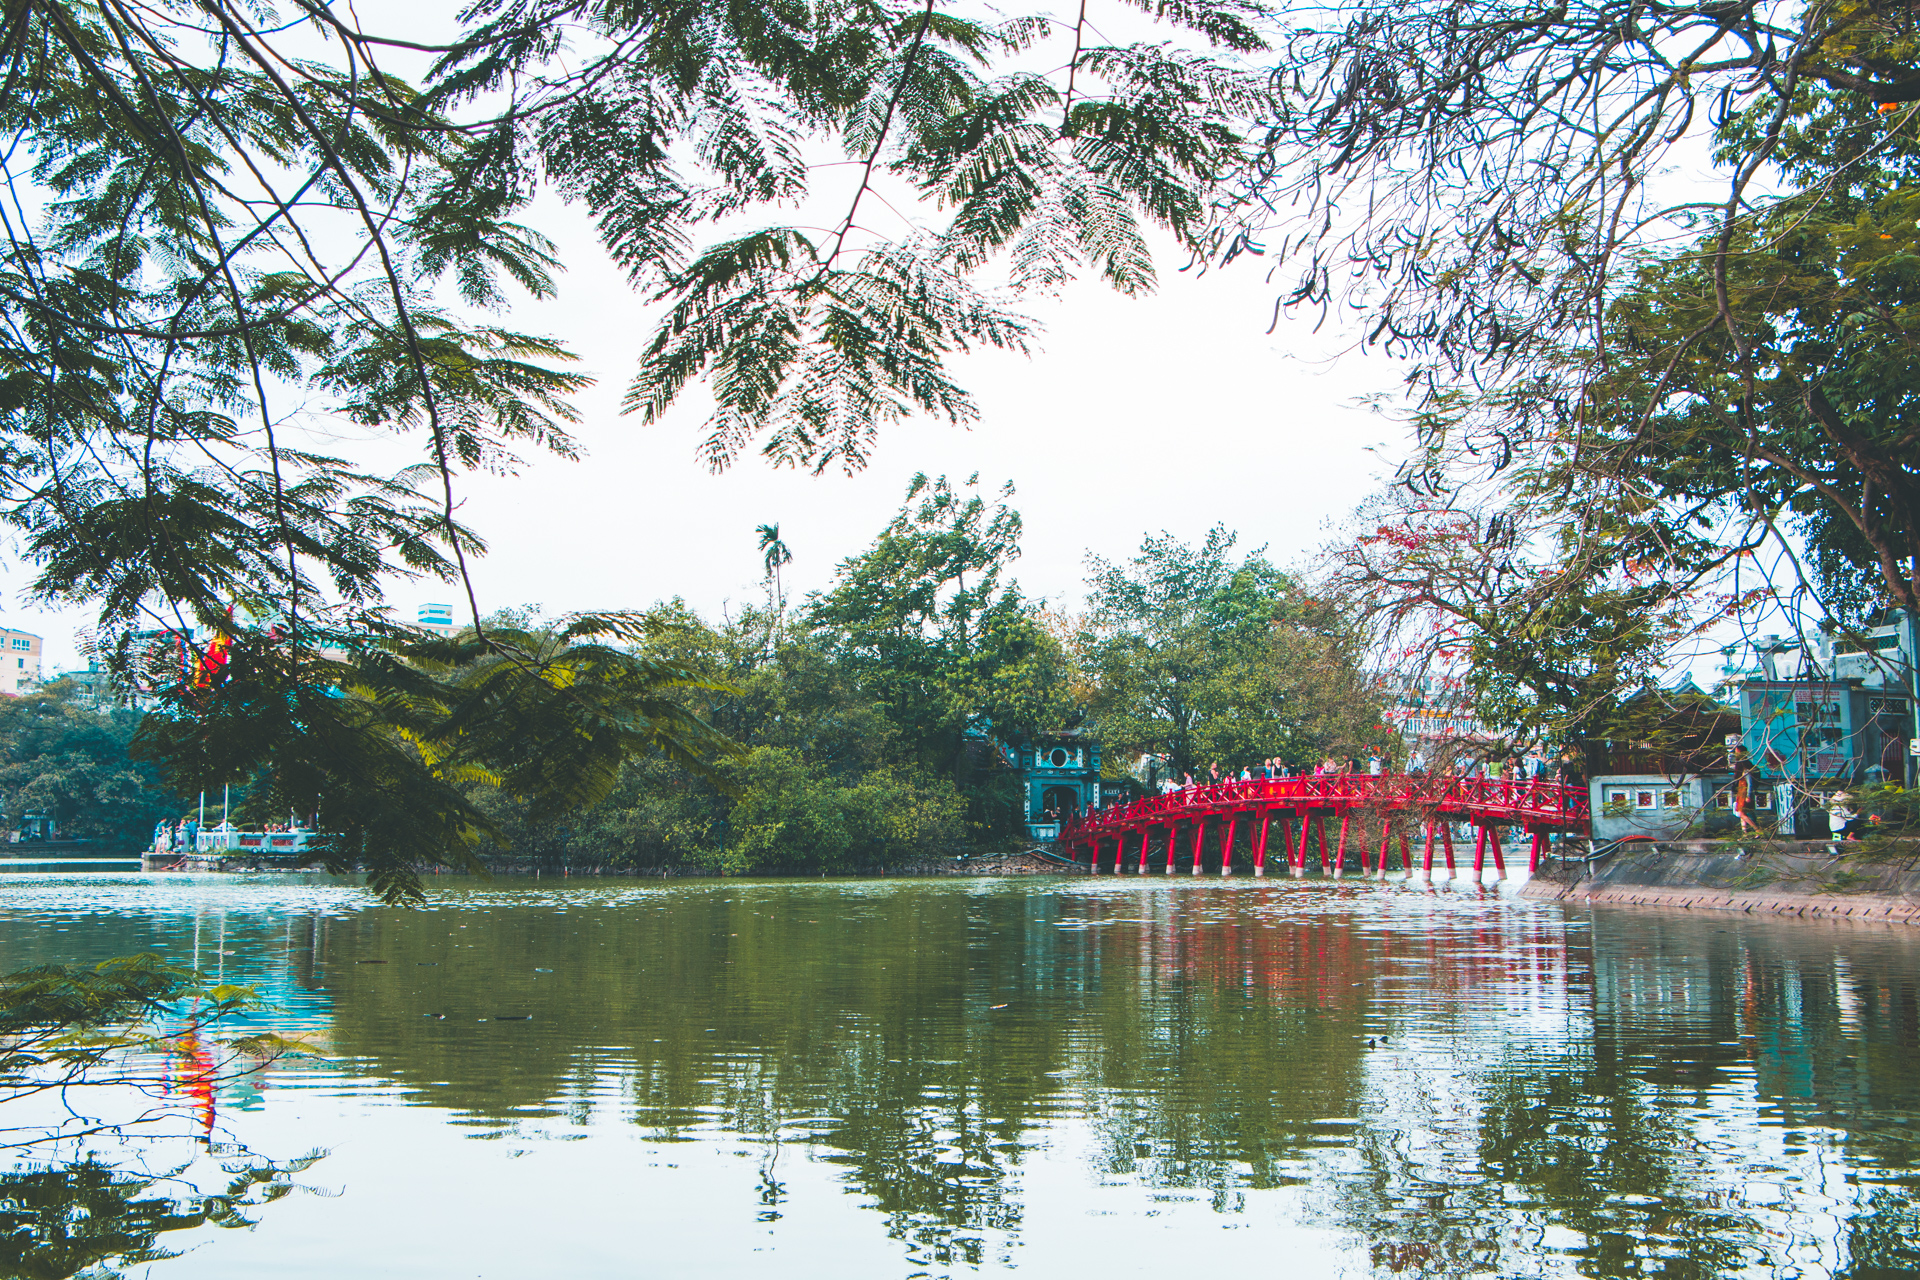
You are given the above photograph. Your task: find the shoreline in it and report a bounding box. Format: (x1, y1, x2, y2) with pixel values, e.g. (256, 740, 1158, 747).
(1519, 840, 1920, 924)
(138, 848, 1088, 878)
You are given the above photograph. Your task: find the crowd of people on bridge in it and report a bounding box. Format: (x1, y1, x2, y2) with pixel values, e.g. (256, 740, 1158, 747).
(1146, 747, 1578, 799)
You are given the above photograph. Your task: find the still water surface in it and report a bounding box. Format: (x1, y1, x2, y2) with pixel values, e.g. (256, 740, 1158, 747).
(1, 873, 1917, 1278)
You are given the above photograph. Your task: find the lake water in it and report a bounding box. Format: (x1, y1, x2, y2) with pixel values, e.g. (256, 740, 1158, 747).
(1, 873, 1917, 1278)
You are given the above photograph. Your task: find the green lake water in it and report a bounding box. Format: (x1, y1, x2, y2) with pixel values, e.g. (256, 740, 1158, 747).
(0, 873, 1917, 1278)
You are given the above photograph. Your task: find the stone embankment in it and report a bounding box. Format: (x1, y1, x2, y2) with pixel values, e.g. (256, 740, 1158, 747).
(1521, 839, 1920, 924)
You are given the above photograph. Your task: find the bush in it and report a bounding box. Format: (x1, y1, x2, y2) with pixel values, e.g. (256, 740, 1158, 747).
(706, 747, 964, 875)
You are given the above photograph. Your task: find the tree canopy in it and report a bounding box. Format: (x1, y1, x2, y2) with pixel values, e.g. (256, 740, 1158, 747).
(1079, 527, 1384, 777)
(1256, 1, 1920, 742)
(0, 0, 1277, 897)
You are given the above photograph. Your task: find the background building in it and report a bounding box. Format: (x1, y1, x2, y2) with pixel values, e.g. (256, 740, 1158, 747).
(0, 627, 42, 695)
(417, 603, 457, 636)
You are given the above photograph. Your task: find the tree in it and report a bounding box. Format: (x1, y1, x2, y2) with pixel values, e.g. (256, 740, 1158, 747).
(460, 600, 976, 872)
(1227, 3, 1920, 739)
(1325, 486, 1731, 767)
(758, 524, 794, 620)
(1079, 527, 1383, 777)
(1, 0, 1273, 899)
(1313, 77, 1920, 749)
(133, 613, 739, 902)
(1224, 0, 1920, 397)
(0, 688, 179, 849)
(807, 474, 1075, 782)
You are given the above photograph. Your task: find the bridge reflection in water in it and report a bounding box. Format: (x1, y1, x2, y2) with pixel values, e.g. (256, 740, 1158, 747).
(0, 878, 1914, 1278)
(1059, 773, 1591, 880)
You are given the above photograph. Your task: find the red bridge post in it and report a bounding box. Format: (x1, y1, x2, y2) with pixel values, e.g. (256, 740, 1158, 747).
(1221, 811, 1238, 876)
(1163, 821, 1177, 875)
(1190, 819, 1206, 876)
(1254, 808, 1272, 877)
(1334, 811, 1351, 878)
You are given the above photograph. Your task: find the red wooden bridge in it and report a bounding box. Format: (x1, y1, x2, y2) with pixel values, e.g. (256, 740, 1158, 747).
(1056, 774, 1590, 880)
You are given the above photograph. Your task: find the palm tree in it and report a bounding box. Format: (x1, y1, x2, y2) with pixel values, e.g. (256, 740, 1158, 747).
(756, 524, 792, 633)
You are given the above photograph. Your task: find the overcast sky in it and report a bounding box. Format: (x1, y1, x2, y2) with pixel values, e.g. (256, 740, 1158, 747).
(3, 192, 1411, 672)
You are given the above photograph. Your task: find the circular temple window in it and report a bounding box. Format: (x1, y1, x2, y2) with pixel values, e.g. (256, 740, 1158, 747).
(1049, 748, 1069, 767)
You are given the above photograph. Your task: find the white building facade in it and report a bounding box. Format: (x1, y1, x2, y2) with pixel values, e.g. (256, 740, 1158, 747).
(0, 628, 43, 695)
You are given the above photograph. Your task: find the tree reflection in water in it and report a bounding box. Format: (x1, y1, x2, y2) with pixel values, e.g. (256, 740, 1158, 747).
(7, 880, 1920, 1278)
(0, 1147, 325, 1278)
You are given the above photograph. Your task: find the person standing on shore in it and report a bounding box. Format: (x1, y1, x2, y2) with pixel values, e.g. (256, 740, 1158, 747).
(1828, 790, 1862, 844)
(1731, 746, 1763, 834)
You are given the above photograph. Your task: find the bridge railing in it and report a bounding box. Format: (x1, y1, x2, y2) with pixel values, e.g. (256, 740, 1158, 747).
(1057, 773, 1589, 846)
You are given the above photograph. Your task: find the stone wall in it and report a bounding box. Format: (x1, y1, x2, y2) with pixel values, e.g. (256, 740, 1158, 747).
(1520, 840, 1920, 923)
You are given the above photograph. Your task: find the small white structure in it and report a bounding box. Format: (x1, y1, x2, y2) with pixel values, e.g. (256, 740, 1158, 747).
(1591, 774, 1734, 841)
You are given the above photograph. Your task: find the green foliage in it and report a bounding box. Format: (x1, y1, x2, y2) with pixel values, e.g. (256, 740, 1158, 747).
(714, 746, 964, 874)
(132, 614, 737, 902)
(0, 0, 1271, 903)
(1080, 527, 1385, 776)
(1576, 86, 1920, 620)
(1332, 484, 1719, 757)
(0, 688, 180, 849)
(0, 953, 257, 1088)
(807, 474, 1076, 772)
(464, 604, 968, 872)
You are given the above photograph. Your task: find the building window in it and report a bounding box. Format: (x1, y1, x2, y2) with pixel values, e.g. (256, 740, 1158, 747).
(1714, 792, 1732, 809)
(1754, 790, 1774, 811)
(1661, 790, 1680, 808)
(1605, 789, 1631, 809)
(1635, 790, 1656, 809)
(8, 638, 27, 651)
(15, 659, 22, 669)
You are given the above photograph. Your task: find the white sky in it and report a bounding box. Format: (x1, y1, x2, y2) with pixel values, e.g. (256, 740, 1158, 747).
(1, 194, 1410, 672)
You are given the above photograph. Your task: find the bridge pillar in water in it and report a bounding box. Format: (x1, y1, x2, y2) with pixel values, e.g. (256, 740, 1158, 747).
(1253, 807, 1272, 877)
(1220, 812, 1238, 876)
(1528, 830, 1544, 875)
(1164, 822, 1177, 875)
(1375, 821, 1391, 879)
(1138, 828, 1151, 875)
(1472, 823, 1488, 881)
(1292, 810, 1311, 878)
(1333, 811, 1350, 878)
(1190, 818, 1206, 875)
(1420, 820, 1435, 881)
(1490, 827, 1507, 879)
(1441, 821, 1456, 876)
